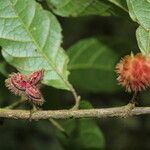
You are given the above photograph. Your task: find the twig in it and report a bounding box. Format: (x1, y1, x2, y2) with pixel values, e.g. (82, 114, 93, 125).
(4, 99, 67, 134)
(49, 119, 68, 136)
(0, 106, 150, 120)
(65, 81, 80, 110)
(130, 92, 138, 104)
(4, 98, 26, 109)
(28, 105, 67, 135)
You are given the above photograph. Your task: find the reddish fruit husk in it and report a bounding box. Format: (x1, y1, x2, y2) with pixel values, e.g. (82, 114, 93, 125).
(116, 53, 150, 92)
(5, 70, 44, 105)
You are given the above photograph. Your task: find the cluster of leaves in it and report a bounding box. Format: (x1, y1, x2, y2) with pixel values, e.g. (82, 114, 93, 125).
(0, 0, 149, 93)
(0, 0, 150, 150)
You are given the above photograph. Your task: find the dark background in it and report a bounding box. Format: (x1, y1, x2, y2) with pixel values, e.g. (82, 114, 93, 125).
(0, 1, 150, 150)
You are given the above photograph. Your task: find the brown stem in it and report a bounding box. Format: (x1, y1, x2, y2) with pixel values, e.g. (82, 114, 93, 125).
(130, 92, 138, 104)
(0, 106, 150, 120)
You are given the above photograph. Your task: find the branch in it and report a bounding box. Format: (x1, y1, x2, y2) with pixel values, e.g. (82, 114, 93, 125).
(3, 99, 67, 135)
(0, 106, 150, 120)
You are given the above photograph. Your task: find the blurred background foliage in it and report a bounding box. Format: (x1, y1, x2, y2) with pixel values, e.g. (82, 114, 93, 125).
(0, 0, 150, 150)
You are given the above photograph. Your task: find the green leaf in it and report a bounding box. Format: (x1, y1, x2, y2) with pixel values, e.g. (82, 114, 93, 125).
(67, 38, 119, 93)
(136, 26, 150, 54)
(127, 0, 150, 30)
(0, 0, 70, 90)
(127, 0, 150, 54)
(46, 0, 124, 17)
(0, 62, 8, 76)
(108, 0, 128, 12)
(56, 101, 105, 150)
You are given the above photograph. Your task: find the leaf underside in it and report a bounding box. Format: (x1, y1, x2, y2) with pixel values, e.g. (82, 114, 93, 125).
(46, 0, 123, 17)
(127, 0, 150, 54)
(0, 0, 70, 90)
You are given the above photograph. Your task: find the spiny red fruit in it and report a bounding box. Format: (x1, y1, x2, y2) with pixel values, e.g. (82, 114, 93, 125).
(5, 70, 44, 105)
(116, 53, 150, 92)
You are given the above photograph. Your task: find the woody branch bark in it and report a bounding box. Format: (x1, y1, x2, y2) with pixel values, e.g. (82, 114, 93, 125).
(0, 106, 150, 120)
